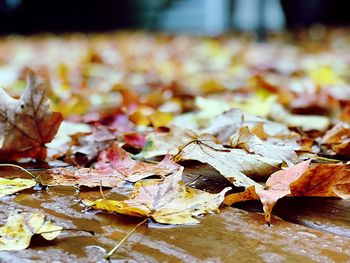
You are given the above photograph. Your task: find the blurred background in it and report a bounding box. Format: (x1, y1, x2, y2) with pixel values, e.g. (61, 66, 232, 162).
(1, 0, 350, 36)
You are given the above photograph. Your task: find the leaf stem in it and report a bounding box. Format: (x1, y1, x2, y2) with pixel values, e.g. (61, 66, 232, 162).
(104, 218, 147, 260)
(37, 228, 95, 236)
(315, 156, 342, 163)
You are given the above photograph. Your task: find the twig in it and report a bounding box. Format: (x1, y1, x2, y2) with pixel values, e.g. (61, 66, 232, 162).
(105, 218, 147, 260)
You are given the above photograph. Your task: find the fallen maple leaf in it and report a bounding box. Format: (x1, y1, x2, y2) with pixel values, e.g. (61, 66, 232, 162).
(0, 71, 63, 161)
(174, 137, 281, 187)
(224, 160, 311, 223)
(229, 126, 299, 167)
(0, 178, 36, 198)
(224, 160, 350, 223)
(83, 167, 231, 224)
(50, 142, 182, 187)
(0, 211, 62, 250)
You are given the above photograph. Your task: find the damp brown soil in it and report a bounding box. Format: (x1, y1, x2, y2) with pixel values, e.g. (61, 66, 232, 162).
(0, 164, 349, 262)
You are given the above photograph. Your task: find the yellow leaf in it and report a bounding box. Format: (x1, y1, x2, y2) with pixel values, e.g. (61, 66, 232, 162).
(309, 66, 342, 86)
(236, 90, 276, 117)
(82, 199, 147, 218)
(0, 178, 36, 198)
(149, 111, 173, 128)
(0, 211, 62, 250)
(84, 168, 231, 225)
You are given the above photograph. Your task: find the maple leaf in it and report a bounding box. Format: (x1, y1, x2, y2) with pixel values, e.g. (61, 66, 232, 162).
(0, 178, 36, 198)
(50, 142, 182, 187)
(0, 211, 62, 250)
(229, 126, 299, 167)
(0, 71, 63, 161)
(174, 137, 281, 187)
(83, 167, 231, 225)
(224, 160, 350, 223)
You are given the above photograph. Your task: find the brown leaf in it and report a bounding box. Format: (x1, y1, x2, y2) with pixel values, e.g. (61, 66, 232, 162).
(289, 163, 350, 199)
(0, 71, 63, 160)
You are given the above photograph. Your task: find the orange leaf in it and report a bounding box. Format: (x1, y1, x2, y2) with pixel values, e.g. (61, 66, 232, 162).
(225, 160, 311, 223)
(225, 160, 350, 223)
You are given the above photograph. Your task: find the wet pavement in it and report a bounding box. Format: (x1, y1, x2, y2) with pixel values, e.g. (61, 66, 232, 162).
(0, 165, 349, 262)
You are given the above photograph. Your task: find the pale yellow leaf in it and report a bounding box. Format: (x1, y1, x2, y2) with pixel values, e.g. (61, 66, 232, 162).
(0, 211, 62, 250)
(0, 178, 36, 198)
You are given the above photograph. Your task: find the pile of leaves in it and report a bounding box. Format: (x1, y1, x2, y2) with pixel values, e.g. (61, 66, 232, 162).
(0, 31, 349, 251)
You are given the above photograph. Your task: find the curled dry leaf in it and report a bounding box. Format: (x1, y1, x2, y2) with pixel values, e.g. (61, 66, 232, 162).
(229, 126, 299, 167)
(0, 178, 36, 198)
(224, 160, 350, 223)
(50, 142, 182, 187)
(174, 137, 281, 187)
(83, 167, 231, 225)
(0, 211, 62, 250)
(289, 163, 350, 199)
(0, 71, 63, 161)
(321, 122, 350, 157)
